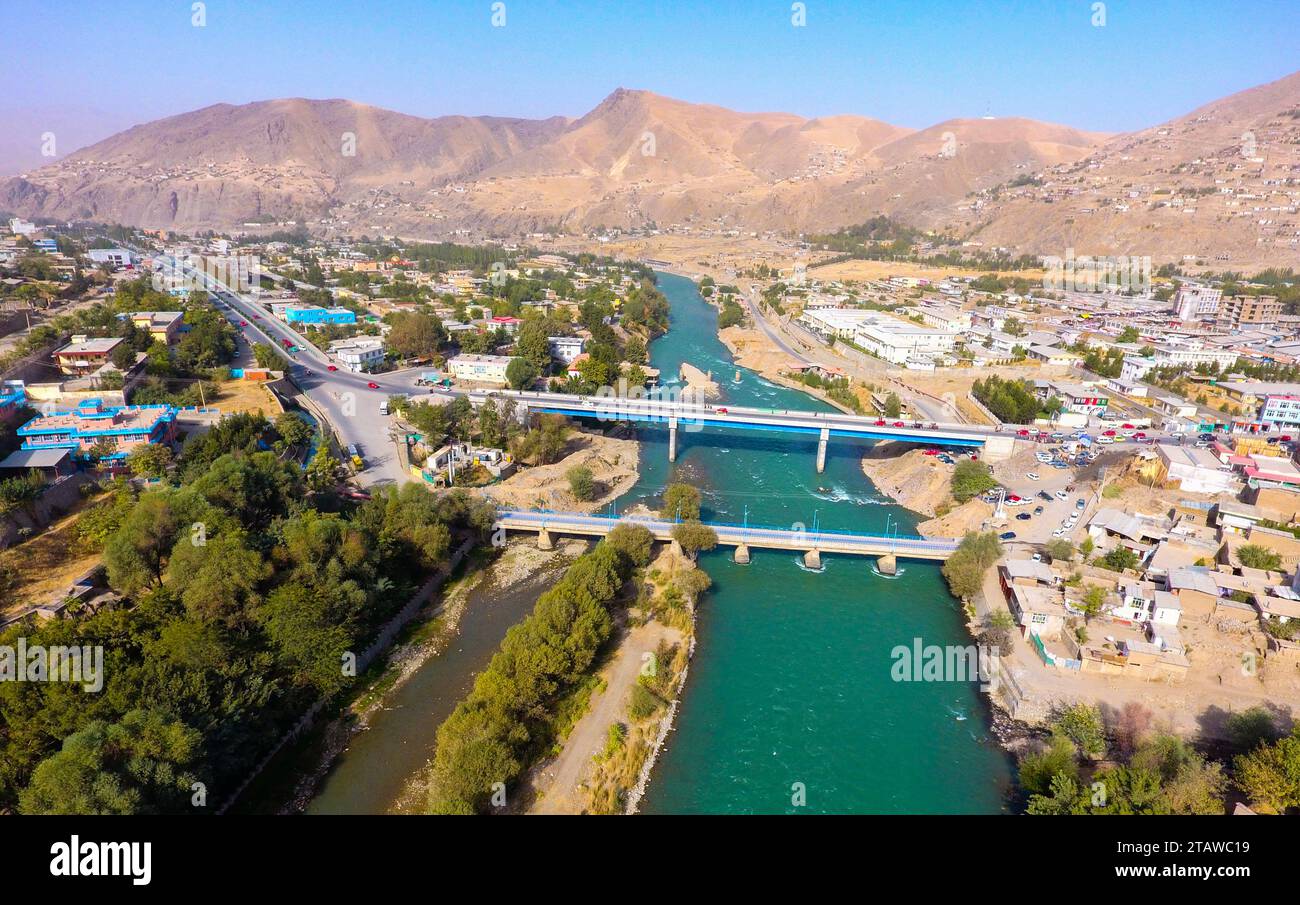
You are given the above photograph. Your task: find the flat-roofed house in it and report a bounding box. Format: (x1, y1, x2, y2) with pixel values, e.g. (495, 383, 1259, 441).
(17, 399, 177, 461)
(54, 337, 124, 375)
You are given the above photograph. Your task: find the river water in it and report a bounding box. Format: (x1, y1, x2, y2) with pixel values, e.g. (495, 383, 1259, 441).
(305, 271, 1014, 814)
(624, 273, 1015, 814)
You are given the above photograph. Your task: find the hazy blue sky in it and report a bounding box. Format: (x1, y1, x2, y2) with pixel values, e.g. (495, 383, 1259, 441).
(2, 0, 1297, 136)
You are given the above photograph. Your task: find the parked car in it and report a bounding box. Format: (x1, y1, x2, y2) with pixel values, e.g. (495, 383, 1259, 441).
(1016, 513, 1032, 521)
(1027, 472, 1040, 481)
(999, 531, 1018, 541)
(327, 365, 338, 371)
(1033, 506, 1045, 515)
(1054, 490, 1069, 500)
(1075, 499, 1086, 510)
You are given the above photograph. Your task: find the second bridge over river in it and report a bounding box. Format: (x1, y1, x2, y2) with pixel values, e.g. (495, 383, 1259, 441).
(493, 509, 959, 573)
(450, 389, 1018, 472)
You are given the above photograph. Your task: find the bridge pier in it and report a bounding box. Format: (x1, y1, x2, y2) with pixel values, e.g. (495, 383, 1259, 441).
(668, 417, 678, 463)
(733, 543, 751, 564)
(803, 548, 822, 570)
(537, 528, 554, 551)
(876, 554, 897, 576)
(816, 427, 829, 473)
(981, 434, 1017, 463)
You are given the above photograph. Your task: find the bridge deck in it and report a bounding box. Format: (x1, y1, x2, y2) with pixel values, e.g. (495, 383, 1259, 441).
(460, 389, 990, 447)
(494, 510, 957, 560)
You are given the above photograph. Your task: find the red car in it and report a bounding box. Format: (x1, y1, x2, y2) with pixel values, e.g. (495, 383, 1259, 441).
(1103, 429, 1117, 437)
(716, 407, 728, 414)
(892, 421, 905, 428)
(923, 448, 940, 456)
(1121, 423, 1135, 430)
(1016, 429, 1030, 437)
(367, 381, 380, 389)
(874, 419, 886, 426)
(969, 453, 979, 460)
(1134, 432, 1146, 439)
(251, 314, 260, 319)
(327, 365, 338, 372)
(238, 320, 247, 327)
(1282, 435, 1294, 442)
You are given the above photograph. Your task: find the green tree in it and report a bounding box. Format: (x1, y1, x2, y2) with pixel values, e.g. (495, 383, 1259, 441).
(505, 356, 538, 390)
(884, 392, 902, 418)
(605, 523, 655, 567)
(1234, 728, 1300, 813)
(305, 445, 340, 493)
(126, 442, 172, 479)
(566, 465, 597, 502)
(1237, 544, 1282, 572)
(1101, 546, 1139, 573)
(1044, 538, 1074, 562)
(671, 520, 718, 560)
(661, 483, 702, 521)
(951, 459, 996, 502)
(19, 709, 201, 815)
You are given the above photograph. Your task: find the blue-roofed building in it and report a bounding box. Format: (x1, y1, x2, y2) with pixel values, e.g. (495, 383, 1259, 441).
(283, 306, 356, 326)
(0, 383, 26, 423)
(17, 399, 178, 461)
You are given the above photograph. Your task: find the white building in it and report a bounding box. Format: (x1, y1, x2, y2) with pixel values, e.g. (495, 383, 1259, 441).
(916, 304, 971, 333)
(1152, 340, 1238, 371)
(1155, 444, 1235, 494)
(1260, 394, 1300, 429)
(87, 248, 135, 268)
(328, 337, 385, 372)
(1173, 285, 1222, 321)
(448, 354, 517, 386)
(547, 336, 587, 364)
(798, 307, 879, 340)
(852, 320, 956, 365)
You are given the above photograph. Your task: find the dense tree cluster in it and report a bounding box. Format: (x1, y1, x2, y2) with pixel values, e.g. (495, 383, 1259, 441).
(425, 530, 651, 813)
(971, 374, 1043, 424)
(0, 423, 493, 813)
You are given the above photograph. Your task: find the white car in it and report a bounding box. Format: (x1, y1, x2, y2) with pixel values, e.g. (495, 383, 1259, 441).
(1027, 472, 1040, 481)
(1054, 490, 1069, 500)
(1096, 435, 1115, 444)
(1053, 527, 1067, 537)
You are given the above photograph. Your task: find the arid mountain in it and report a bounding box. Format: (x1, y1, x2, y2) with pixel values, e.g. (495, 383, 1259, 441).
(958, 70, 1300, 267)
(3, 77, 1297, 265)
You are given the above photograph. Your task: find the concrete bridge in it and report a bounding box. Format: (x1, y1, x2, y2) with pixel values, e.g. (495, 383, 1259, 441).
(452, 389, 1017, 471)
(493, 509, 959, 573)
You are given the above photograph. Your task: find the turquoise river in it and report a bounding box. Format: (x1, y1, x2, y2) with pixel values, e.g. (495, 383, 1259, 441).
(625, 272, 1015, 814)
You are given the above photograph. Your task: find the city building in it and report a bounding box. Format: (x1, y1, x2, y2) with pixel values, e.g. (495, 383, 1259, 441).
(852, 320, 956, 365)
(548, 336, 587, 364)
(1153, 444, 1236, 494)
(281, 305, 357, 326)
(1220, 294, 1282, 330)
(54, 337, 124, 375)
(1173, 285, 1222, 321)
(124, 311, 184, 345)
(448, 354, 517, 386)
(87, 248, 136, 268)
(1256, 394, 1300, 430)
(1038, 381, 1109, 415)
(17, 399, 178, 461)
(327, 337, 385, 372)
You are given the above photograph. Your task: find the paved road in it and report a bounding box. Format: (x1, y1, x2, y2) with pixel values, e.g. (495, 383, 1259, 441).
(171, 256, 426, 487)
